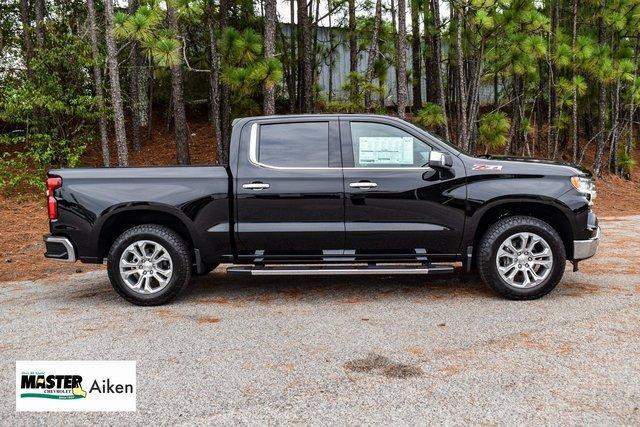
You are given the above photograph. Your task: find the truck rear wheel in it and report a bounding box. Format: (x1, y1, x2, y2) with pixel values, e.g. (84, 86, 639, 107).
(478, 216, 566, 300)
(107, 224, 192, 305)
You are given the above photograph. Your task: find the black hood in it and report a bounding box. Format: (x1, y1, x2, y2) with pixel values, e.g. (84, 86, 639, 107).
(473, 154, 593, 177)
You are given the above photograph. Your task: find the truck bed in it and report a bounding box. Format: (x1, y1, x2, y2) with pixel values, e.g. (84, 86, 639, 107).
(48, 166, 231, 265)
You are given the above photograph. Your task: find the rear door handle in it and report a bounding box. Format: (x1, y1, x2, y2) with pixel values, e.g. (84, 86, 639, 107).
(242, 182, 270, 190)
(349, 181, 378, 189)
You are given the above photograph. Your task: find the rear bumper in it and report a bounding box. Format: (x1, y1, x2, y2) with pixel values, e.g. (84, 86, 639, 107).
(573, 226, 600, 260)
(43, 235, 76, 262)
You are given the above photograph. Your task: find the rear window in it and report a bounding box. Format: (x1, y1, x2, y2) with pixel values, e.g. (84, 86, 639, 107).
(258, 122, 329, 167)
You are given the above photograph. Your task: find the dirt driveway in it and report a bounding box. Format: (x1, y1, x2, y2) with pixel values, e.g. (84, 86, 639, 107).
(1, 216, 639, 424)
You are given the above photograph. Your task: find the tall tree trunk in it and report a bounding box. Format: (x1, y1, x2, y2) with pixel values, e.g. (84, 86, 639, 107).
(397, 0, 408, 119)
(87, 0, 110, 167)
(423, 4, 437, 104)
(454, 6, 467, 147)
(410, 0, 422, 112)
(129, 0, 141, 152)
(592, 0, 607, 176)
(507, 75, 524, 154)
(206, 8, 222, 163)
(263, 0, 277, 115)
(34, 0, 45, 48)
(147, 55, 154, 138)
(19, 0, 34, 79)
(608, 78, 621, 173)
(627, 42, 639, 159)
(536, 62, 544, 154)
(166, 3, 191, 165)
(327, 4, 334, 102)
(548, 0, 560, 158)
(311, 0, 320, 95)
(104, 0, 128, 166)
(364, 0, 382, 111)
(390, 0, 399, 99)
(571, 0, 578, 163)
(298, 0, 313, 112)
(288, 0, 297, 112)
(348, 0, 358, 102)
(466, 41, 485, 153)
(219, 0, 231, 163)
(429, 0, 449, 140)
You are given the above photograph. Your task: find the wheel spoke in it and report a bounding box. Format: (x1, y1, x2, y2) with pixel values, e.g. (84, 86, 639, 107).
(505, 240, 519, 255)
(497, 248, 516, 259)
(526, 236, 540, 252)
(531, 259, 552, 268)
(120, 260, 138, 268)
(132, 273, 144, 289)
(141, 275, 152, 292)
(153, 272, 168, 285)
(532, 247, 550, 257)
(122, 269, 139, 278)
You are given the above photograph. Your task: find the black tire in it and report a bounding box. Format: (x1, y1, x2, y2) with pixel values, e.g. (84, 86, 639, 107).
(478, 215, 566, 300)
(194, 263, 219, 276)
(107, 224, 192, 305)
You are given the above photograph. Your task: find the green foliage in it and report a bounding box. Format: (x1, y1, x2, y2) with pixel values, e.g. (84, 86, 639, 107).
(618, 150, 636, 173)
(415, 103, 446, 129)
(218, 27, 283, 116)
(113, 2, 182, 68)
(323, 100, 365, 113)
(0, 34, 97, 193)
(152, 37, 182, 67)
(478, 112, 511, 150)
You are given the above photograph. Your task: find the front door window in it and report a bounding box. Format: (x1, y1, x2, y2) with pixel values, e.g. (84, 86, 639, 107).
(350, 122, 431, 168)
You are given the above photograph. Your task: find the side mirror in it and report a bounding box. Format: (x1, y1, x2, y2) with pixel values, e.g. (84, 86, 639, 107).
(428, 151, 453, 169)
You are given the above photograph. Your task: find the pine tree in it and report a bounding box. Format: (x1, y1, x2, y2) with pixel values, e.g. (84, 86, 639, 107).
(263, 0, 277, 115)
(397, 0, 408, 119)
(87, 0, 111, 167)
(128, 0, 141, 152)
(205, 3, 222, 163)
(364, 0, 382, 111)
(298, 0, 313, 112)
(104, 0, 129, 166)
(166, 1, 191, 165)
(410, 0, 422, 111)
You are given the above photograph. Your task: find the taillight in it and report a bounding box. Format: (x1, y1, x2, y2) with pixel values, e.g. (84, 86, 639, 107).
(46, 176, 62, 220)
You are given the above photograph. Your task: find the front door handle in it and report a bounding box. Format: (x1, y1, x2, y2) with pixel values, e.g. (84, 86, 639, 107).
(349, 181, 378, 189)
(242, 182, 270, 190)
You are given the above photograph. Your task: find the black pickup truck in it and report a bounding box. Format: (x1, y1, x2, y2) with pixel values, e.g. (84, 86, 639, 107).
(44, 114, 599, 305)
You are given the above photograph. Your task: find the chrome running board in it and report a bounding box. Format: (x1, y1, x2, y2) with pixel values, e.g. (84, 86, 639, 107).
(226, 264, 455, 276)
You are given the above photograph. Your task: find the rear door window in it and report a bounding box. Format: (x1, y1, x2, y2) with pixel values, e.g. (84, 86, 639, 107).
(258, 122, 329, 167)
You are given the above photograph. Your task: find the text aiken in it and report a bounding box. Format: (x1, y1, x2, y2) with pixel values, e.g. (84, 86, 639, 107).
(90, 379, 134, 394)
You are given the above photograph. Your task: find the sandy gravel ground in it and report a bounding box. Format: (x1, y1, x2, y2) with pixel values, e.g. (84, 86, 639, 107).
(1, 216, 639, 424)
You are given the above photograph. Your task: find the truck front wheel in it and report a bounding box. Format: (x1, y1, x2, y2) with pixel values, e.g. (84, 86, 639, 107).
(478, 216, 566, 300)
(107, 224, 192, 305)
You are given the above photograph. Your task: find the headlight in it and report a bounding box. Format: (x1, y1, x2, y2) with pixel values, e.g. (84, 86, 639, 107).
(571, 176, 596, 205)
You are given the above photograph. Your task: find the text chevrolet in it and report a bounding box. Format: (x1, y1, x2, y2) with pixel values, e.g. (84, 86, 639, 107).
(43, 115, 600, 305)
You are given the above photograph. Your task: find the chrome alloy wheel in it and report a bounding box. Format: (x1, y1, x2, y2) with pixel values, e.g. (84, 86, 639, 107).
(119, 240, 173, 294)
(495, 232, 553, 289)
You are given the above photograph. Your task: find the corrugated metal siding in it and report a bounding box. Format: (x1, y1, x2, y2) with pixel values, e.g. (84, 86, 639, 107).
(281, 23, 494, 106)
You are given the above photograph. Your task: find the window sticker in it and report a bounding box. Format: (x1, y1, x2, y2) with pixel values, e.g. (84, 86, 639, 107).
(358, 137, 414, 165)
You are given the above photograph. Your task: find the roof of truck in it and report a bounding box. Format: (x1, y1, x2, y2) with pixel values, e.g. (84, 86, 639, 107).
(232, 114, 399, 126)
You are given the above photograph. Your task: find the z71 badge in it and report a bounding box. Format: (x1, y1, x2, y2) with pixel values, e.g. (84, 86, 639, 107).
(472, 164, 503, 171)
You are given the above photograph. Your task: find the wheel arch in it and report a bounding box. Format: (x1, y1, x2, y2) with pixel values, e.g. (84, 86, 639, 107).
(467, 199, 575, 262)
(95, 205, 198, 261)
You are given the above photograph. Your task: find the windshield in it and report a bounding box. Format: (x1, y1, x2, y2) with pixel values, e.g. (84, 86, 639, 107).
(409, 121, 467, 155)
